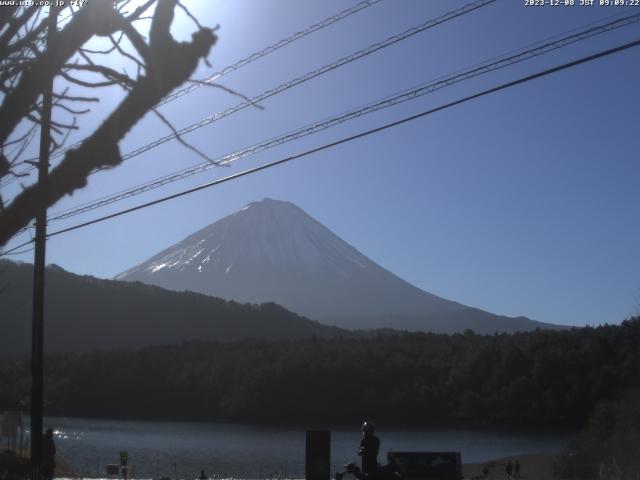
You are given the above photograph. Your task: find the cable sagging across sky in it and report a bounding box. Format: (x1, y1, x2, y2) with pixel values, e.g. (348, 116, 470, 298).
(112, 0, 496, 166)
(3, 35, 637, 257)
(0, 0, 384, 188)
(42, 12, 640, 225)
(1, 0, 496, 190)
(157, 0, 385, 107)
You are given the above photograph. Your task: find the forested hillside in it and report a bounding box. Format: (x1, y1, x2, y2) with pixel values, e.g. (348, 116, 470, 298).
(0, 260, 344, 353)
(1, 318, 638, 427)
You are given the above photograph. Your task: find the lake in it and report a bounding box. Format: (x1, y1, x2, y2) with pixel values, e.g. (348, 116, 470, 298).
(45, 416, 567, 479)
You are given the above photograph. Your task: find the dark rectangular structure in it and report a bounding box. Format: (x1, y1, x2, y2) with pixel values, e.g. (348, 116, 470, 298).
(388, 452, 462, 480)
(306, 430, 330, 480)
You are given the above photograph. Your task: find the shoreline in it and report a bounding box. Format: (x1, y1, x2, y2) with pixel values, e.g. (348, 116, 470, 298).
(463, 452, 557, 480)
(50, 453, 560, 480)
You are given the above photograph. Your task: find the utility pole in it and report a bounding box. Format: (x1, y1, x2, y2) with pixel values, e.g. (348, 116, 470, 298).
(31, 6, 57, 480)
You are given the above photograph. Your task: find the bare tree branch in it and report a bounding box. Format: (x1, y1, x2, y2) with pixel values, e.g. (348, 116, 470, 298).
(60, 70, 119, 89)
(188, 79, 265, 110)
(79, 32, 124, 56)
(126, 0, 157, 21)
(0, 0, 217, 246)
(1, 19, 46, 59)
(177, 1, 205, 31)
(0, 1, 122, 146)
(53, 102, 90, 116)
(115, 21, 150, 65)
(0, 6, 38, 59)
(151, 106, 221, 165)
(52, 92, 100, 103)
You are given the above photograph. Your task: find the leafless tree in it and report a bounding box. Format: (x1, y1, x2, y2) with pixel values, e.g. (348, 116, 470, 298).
(0, 0, 217, 247)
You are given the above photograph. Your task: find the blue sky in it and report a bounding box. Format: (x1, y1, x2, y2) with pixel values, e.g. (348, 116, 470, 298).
(3, 0, 639, 327)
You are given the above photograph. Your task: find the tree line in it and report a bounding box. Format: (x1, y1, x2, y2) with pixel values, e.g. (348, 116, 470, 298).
(1, 317, 639, 427)
(554, 388, 640, 479)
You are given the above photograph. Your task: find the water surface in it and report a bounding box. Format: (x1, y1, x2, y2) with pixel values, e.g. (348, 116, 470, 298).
(46, 416, 567, 478)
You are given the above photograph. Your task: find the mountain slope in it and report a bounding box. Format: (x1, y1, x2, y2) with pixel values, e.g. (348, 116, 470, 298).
(117, 198, 561, 333)
(0, 260, 344, 354)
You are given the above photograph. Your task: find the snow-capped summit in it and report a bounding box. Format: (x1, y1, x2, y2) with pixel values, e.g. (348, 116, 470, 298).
(117, 198, 556, 333)
(117, 197, 372, 280)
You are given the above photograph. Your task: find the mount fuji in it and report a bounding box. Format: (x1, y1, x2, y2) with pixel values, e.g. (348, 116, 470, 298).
(116, 198, 559, 333)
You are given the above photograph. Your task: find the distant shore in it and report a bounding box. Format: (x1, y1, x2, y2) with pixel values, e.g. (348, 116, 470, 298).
(55, 452, 559, 480)
(463, 453, 556, 480)
(0, 451, 76, 479)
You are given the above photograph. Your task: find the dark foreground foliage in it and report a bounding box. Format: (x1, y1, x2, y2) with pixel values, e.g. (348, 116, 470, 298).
(0, 318, 639, 427)
(554, 389, 640, 479)
(0, 451, 29, 480)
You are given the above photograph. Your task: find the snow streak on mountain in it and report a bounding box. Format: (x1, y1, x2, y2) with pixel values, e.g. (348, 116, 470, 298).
(117, 198, 558, 333)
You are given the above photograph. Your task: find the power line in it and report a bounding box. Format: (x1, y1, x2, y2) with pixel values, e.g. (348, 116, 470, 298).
(0, 245, 35, 256)
(0, 0, 384, 187)
(2, 35, 636, 257)
(43, 11, 640, 224)
(0, 237, 34, 256)
(157, 0, 384, 106)
(108, 0, 496, 167)
(3, 0, 495, 186)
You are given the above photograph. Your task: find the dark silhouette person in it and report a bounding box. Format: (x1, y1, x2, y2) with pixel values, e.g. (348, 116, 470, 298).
(42, 428, 56, 480)
(357, 421, 380, 478)
(198, 470, 207, 479)
(505, 460, 513, 479)
(514, 459, 520, 479)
